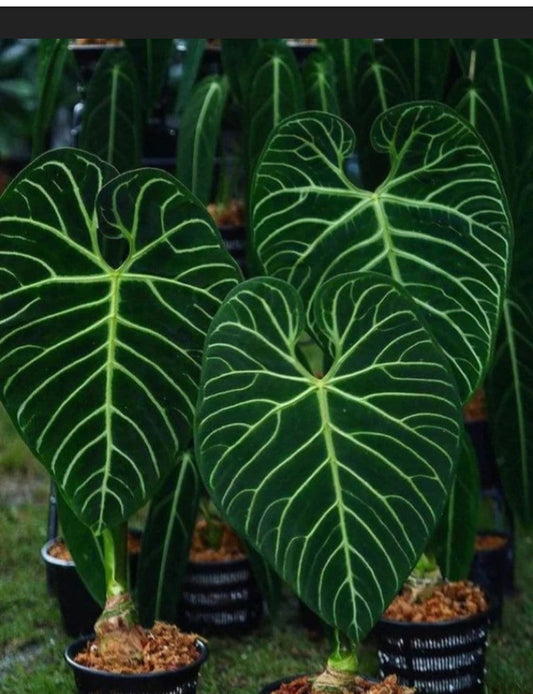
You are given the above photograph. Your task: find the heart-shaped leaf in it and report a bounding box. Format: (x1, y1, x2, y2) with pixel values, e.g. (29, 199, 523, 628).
(251, 105, 512, 403)
(79, 48, 142, 171)
(196, 272, 462, 642)
(0, 148, 241, 533)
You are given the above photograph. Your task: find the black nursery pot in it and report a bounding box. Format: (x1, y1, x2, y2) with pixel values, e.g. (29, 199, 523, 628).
(41, 539, 101, 637)
(178, 556, 263, 635)
(65, 636, 208, 694)
(469, 530, 509, 626)
(376, 611, 489, 694)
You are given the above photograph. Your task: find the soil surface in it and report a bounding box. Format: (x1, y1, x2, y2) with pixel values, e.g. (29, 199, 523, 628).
(271, 674, 413, 694)
(207, 198, 245, 227)
(74, 621, 202, 674)
(463, 387, 487, 422)
(475, 534, 508, 551)
(383, 580, 487, 623)
(48, 533, 141, 562)
(189, 519, 245, 562)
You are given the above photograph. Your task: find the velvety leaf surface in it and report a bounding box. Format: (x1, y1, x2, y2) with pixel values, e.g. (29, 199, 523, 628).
(487, 293, 533, 527)
(449, 39, 533, 205)
(385, 39, 451, 100)
(124, 39, 174, 117)
(251, 105, 511, 403)
(196, 273, 462, 642)
(137, 450, 200, 626)
(57, 487, 106, 605)
(32, 38, 69, 159)
(318, 39, 372, 128)
(176, 74, 229, 205)
(175, 38, 207, 116)
(79, 49, 142, 171)
(0, 148, 241, 533)
(245, 42, 304, 175)
(432, 428, 480, 580)
(303, 50, 340, 115)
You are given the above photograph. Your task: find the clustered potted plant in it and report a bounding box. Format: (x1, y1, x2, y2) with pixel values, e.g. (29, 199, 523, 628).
(195, 101, 511, 693)
(2, 37, 532, 694)
(0, 146, 242, 691)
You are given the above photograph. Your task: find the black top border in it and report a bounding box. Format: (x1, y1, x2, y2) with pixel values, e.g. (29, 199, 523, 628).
(2, 7, 531, 40)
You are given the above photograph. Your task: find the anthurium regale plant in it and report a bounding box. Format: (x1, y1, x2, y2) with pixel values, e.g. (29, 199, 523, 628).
(0, 147, 241, 661)
(195, 102, 511, 690)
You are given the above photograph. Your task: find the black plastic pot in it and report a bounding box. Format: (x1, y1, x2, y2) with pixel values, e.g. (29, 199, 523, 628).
(178, 556, 263, 635)
(65, 636, 208, 694)
(41, 539, 101, 637)
(469, 530, 509, 626)
(376, 611, 489, 694)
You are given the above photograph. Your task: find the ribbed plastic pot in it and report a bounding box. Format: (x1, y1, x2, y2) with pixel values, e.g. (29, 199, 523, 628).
(376, 611, 489, 694)
(41, 539, 101, 637)
(65, 636, 208, 694)
(178, 556, 263, 635)
(469, 531, 508, 626)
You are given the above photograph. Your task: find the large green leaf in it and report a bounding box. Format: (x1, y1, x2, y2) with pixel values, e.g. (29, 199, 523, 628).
(244, 42, 304, 176)
(486, 293, 533, 527)
(32, 39, 69, 159)
(251, 105, 512, 403)
(176, 74, 229, 205)
(0, 148, 241, 533)
(196, 272, 462, 643)
(136, 450, 200, 626)
(79, 49, 142, 171)
(432, 428, 480, 580)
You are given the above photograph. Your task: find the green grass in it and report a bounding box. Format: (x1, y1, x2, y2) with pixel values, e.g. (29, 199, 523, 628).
(1, 415, 532, 693)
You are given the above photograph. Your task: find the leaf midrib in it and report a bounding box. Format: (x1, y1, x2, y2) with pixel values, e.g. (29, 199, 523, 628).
(99, 271, 120, 530)
(315, 382, 356, 615)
